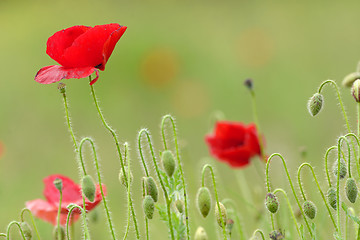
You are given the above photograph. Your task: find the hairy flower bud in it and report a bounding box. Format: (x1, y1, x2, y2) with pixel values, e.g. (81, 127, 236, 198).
(327, 187, 337, 210)
(346, 177, 358, 203)
(143, 195, 155, 219)
(269, 230, 285, 240)
(215, 202, 227, 227)
(175, 199, 184, 214)
(303, 201, 317, 219)
(119, 167, 133, 187)
(307, 93, 324, 116)
(196, 187, 212, 218)
(53, 226, 65, 240)
(53, 178, 63, 192)
(352, 79, 360, 102)
(57, 82, 66, 94)
(265, 192, 279, 214)
(81, 175, 96, 202)
(20, 222, 32, 240)
(342, 72, 360, 87)
(161, 150, 176, 177)
(333, 158, 347, 180)
(145, 177, 158, 202)
(194, 226, 208, 240)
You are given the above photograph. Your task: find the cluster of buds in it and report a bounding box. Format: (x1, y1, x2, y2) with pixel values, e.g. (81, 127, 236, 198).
(142, 177, 159, 219)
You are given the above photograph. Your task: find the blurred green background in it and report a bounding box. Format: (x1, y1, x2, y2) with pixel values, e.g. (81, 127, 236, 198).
(1, 0, 360, 239)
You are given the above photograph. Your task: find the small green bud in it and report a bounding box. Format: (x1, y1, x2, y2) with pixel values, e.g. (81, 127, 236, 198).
(352, 79, 360, 102)
(20, 222, 32, 240)
(327, 187, 337, 210)
(143, 195, 155, 219)
(161, 150, 176, 177)
(53, 178, 63, 192)
(53, 226, 65, 240)
(269, 230, 285, 240)
(194, 226, 208, 240)
(196, 187, 212, 218)
(333, 158, 347, 180)
(145, 177, 158, 202)
(175, 199, 184, 214)
(303, 201, 317, 219)
(215, 202, 227, 227)
(346, 177, 358, 203)
(308, 93, 324, 116)
(57, 82, 66, 94)
(119, 166, 133, 187)
(265, 192, 279, 214)
(81, 175, 96, 202)
(342, 72, 360, 87)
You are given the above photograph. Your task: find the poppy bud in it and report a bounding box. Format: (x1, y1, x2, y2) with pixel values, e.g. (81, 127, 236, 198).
(303, 201, 317, 219)
(226, 219, 234, 235)
(57, 82, 66, 94)
(244, 78, 253, 90)
(143, 195, 155, 219)
(215, 202, 227, 227)
(81, 175, 96, 202)
(265, 192, 279, 214)
(53, 226, 65, 240)
(196, 187, 212, 218)
(53, 178, 63, 192)
(20, 222, 32, 240)
(161, 150, 176, 177)
(346, 177, 358, 203)
(307, 93, 324, 116)
(342, 72, 360, 87)
(333, 158, 347, 180)
(269, 230, 285, 240)
(194, 226, 208, 240)
(175, 199, 184, 214)
(327, 187, 337, 210)
(352, 79, 360, 102)
(119, 167, 133, 187)
(145, 177, 158, 202)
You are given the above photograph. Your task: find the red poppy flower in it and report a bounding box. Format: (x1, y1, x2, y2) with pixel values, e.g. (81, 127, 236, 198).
(34, 23, 127, 85)
(205, 121, 262, 168)
(26, 174, 105, 226)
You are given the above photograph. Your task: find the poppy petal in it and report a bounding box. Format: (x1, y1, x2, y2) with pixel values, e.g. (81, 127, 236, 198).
(35, 65, 96, 84)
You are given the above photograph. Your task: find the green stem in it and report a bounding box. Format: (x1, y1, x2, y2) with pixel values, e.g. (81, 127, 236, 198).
(6, 221, 26, 240)
(20, 208, 41, 240)
(123, 143, 131, 240)
(0, 234, 6, 238)
(56, 189, 63, 240)
(62, 91, 78, 151)
(249, 89, 265, 160)
(221, 199, 246, 239)
(141, 179, 149, 240)
(251, 229, 265, 240)
(325, 146, 337, 187)
(201, 164, 227, 240)
(66, 204, 90, 240)
(337, 136, 346, 239)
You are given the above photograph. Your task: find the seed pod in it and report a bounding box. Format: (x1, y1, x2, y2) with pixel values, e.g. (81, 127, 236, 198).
(53, 178, 63, 192)
(327, 187, 337, 210)
(333, 158, 347, 180)
(196, 187, 212, 218)
(175, 199, 184, 214)
(303, 201, 317, 219)
(20, 222, 32, 240)
(143, 195, 155, 219)
(145, 177, 158, 202)
(346, 177, 358, 203)
(194, 226, 208, 240)
(119, 166, 133, 187)
(307, 93, 324, 116)
(53, 226, 65, 240)
(161, 150, 176, 177)
(81, 175, 96, 202)
(342, 72, 360, 87)
(215, 202, 227, 227)
(265, 192, 279, 214)
(352, 79, 360, 102)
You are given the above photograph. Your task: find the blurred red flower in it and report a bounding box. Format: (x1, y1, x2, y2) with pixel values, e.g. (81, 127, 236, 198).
(26, 174, 105, 226)
(205, 121, 262, 168)
(35, 23, 127, 85)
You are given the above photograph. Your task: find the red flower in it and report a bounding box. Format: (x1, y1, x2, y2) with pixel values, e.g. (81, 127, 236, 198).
(26, 174, 105, 226)
(34, 23, 127, 85)
(205, 121, 262, 168)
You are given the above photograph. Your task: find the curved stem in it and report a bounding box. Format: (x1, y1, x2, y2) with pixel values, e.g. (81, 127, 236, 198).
(61, 91, 78, 151)
(344, 133, 360, 180)
(139, 129, 175, 240)
(325, 146, 337, 187)
(0, 234, 6, 238)
(138, 130, 151, 177)
(161, 115, 190, 239)
(265, 153, 313, 237)
(6, 221, 26, 240)
(66, 204, 90, 240)
(123, 143, 131, 240)
(201, 164, 227, 240)
(20, 208, 41, 240)
(251, 229, 265, 240)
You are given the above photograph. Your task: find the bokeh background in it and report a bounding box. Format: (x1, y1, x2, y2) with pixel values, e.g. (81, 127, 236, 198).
(1, 0, 360, 239)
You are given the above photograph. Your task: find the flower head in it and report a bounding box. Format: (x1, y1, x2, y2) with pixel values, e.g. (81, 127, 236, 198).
(26, 174, 105, 226)
(35, 23, 127, 85)
(205, 121, 262, 168)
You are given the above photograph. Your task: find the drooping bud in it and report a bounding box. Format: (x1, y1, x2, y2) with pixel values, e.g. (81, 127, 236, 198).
(265, 192, 279, 214)
(196, 187, 212, 218)
(161, 150, 176, 177)
(81, 175, 96, 202)
(269, 230, 285, 240)
(119, 167, 133, 187)
(57, 82, 66, 94)
(144, 177, 158, 202)
(303, 201, 317, 219)
(20, 222, 32, 240)
(53, 226, 65, 240)
(175, 199, 184, 214)
(342, 72, 360, 87)
(333, 158, 347, 180)
(346, 177, 358, 203)
(194, 226, 208, 240)
(53, 178, 63, 192)
(143, 195, 155, 219)
(307, 93, 324, 116)
(327, 187, 337, 210)
(352, 79, 360, 102)
(215, 202, 227, 227)
(226, 219, 234, 235)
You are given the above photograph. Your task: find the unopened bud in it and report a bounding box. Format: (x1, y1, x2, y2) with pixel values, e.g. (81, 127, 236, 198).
(215, 202, 227, 227)
(342, 72, 360, 87)
(53, 226, 65, 240)
(333, 158, 347, 180)
(265, 192, 279, 214)
(53, 178, 63, 192)
(327, 187, 337, 210)
(20, 222, 32, 240)
(161, 150, 176, 177)
(352, 79, 360, 102)
(346, 177, 358, 203)
(57, 82, 66, 94)
(308, 93, 324, 116)
(269, 230, 285, 240)
(175, 200, 184, 214)
(244, 78, 253, 90)
(145, 177, 158, 202)
(194, 226, 208, 240)
(196, 187, 212, 218)
(119, 167, 133, 187)
(143, 195, 155, 219)
(303, 201, 317, 219)
(81, 175, 96, 202)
